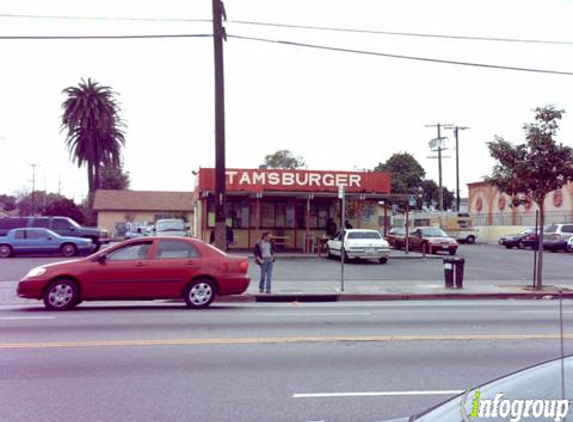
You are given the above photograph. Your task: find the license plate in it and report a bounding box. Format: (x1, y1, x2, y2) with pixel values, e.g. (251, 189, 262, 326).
(442, 245, 448, 249)
(365, 248, 374, 254)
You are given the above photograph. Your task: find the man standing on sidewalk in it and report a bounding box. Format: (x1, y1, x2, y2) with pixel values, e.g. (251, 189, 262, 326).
(253, 232, 276, 294)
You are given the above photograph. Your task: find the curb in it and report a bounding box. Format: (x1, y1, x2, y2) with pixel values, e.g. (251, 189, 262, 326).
(216, 291, 573, 303)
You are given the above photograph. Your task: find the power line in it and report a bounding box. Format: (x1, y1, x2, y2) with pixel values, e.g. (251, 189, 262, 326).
(0, 34, 212, 40)
(229, 20, 573, 46)
(228, 34, 573, 76)
(1, 13, 572, 46)
(0, 13, 211, 23)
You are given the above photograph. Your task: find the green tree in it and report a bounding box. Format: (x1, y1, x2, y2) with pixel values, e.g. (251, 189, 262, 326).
(100, 166, 131, 190)
(16, 191, 64, 216)
(422, 180, 455, 210)
(42, 198, 86, 224)
(61, 78, 126, 200)
(264, 150, 306, 169)
(374, 153, 426, 208)
(486, 105, 573, 289)
(0, 194, 16, 211)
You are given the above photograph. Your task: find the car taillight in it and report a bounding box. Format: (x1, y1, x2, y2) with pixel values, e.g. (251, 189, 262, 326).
(239, 260, 249, 272)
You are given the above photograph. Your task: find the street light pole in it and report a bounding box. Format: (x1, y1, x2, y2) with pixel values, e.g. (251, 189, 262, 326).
(445, 125, 470, 212)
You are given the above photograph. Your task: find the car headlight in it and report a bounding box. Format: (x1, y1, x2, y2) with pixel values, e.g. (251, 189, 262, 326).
(24, 267, 47, 278)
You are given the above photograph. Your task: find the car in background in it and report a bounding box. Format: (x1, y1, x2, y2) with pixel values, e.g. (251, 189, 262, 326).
(379, 355, 572, 422)
(17, 236, 250, 310)
(0, 228, 95, 258)
(326, 229, 390, 263)
(407, 226, 458, 255)
(498, 227, 539, 249)
(153, 218, 188, 237)
(124, 225, 153, 240)
(0, 216, 110, 251)
(385, 227, 406, 250)
(566, 235, 573, 252)
(543, 223, 573, 252)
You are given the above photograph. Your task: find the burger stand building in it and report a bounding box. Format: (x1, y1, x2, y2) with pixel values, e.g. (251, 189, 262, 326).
(193, 168, 391, 251)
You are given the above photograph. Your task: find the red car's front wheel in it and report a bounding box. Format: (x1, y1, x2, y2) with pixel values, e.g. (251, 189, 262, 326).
(43, 279, 79, 311)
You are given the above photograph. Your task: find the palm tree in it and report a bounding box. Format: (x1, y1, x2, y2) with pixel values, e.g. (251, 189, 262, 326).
(61, 78, 126, 199)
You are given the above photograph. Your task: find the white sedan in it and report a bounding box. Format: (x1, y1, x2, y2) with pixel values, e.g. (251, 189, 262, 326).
(326, 229, 390, 263)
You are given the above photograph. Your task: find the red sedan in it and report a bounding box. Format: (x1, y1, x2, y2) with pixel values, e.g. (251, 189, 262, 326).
(17, 237, 250, 310)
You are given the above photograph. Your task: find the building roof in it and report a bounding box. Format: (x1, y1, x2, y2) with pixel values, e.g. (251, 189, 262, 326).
(93, 190, 195, 212)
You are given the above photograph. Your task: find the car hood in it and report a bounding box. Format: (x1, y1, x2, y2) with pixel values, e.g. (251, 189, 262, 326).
(38, 258, 83, 269)
(60, 236, 91, 244)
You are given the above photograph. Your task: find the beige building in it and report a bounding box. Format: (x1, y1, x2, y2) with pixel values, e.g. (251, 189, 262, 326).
(93, 190, 194, 238)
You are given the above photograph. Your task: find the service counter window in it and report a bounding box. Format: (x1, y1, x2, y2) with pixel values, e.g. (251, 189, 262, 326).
(261, 203, 275, 227)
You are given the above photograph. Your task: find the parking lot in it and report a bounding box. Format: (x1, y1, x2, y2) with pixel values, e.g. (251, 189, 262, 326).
(1, 243, 571, 287)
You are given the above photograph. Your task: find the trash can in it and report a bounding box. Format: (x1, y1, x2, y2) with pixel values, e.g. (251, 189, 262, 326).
(454, 258, 465, 289)
(443, 258, 455, 288)
(443, 258, 465, 289)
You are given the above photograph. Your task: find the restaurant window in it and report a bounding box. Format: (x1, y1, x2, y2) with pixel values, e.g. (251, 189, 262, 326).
(225, 201, 249, 229)
(261, 203, 275, 227)
(275, 203, 286, 228)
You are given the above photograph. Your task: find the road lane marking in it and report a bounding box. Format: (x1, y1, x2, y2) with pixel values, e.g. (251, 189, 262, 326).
(263, 313, 372, 317)
(293, 390, 464, 398)
(0, 316, 55, 320)
(1, 333, 572, 349)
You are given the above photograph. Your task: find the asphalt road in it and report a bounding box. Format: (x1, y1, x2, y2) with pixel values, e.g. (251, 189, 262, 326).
(1, 300, 572, 422)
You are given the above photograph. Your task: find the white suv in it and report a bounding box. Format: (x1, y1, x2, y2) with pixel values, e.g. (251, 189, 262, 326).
(567, 236, 573, 253)
(543, 223, 573, 252)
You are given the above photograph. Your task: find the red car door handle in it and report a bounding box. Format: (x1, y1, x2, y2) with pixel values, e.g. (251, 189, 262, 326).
(135, 262, 146, 267)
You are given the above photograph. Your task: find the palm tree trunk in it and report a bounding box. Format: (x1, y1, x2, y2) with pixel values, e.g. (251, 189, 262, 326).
(535, 202, 545, 290)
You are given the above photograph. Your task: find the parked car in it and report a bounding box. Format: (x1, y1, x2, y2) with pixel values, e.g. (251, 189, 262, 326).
(17, 236, 250, 310)
(543, 223, 573, 252)
(407, 226, 458, 255)
(379, 355, 572, 422)
(498, 227, 539, 249)
(0, 216, 110, 251)
(326, 229, 390, 263)
(153, 218, 188, 237)
(385, 227, 406, 250)
(567, 235, 573, 253)
(124, 225, 153, 240)
(0, 228, 96, 258)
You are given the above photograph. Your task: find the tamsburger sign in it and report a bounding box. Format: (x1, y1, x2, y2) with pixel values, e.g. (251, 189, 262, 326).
(197, 168, 391, 193)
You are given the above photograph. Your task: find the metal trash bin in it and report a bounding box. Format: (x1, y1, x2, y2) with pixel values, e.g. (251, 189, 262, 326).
(443, 258, 465, 289)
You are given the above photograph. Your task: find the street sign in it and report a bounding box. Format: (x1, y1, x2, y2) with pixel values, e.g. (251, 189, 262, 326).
(338, 185, 345, 199)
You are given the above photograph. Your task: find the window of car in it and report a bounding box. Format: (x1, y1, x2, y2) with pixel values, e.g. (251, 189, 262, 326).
(52, 218, 72, 231)
(421, 228, 448, 237)
(0, 218, 27, 230)
(545, 224, 558, 234)
(347, 231, 382, 240)
(14, 230, 25, 239)
(25, 229, 49, 239)
(562, 225, 573, 233)
(154, 240, 199, 259)
(31, 218, 50, 228)
(106, 242, 153, 261)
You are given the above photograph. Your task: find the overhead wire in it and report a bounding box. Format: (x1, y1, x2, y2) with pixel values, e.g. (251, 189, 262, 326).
(0, 34, 212, 40)
(228, 34, 573, 76)
(1, 13, 572, 45)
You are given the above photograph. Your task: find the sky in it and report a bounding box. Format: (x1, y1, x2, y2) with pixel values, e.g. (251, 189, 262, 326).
(1, 0, 572, 202)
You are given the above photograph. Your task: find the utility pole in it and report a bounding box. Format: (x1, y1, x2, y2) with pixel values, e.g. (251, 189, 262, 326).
(445, 125, 470, 211)
(426, 124, 450, 211)
(212, 0, 227, 250)
(30, 163, 39, 216)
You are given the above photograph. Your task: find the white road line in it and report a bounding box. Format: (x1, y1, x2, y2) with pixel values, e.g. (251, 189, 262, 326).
(0, 316, 55, 320)
(293, 390, 463, 398)
(264, 313, 372, 317)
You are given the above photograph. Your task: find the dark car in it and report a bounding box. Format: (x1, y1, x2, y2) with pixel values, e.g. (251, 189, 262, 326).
(498, 227, 539, 249)
(17, 236, 250, 310)
(407, 227, 458, 255)
(385, 227, 406, 250)
(0, 228, 95, 258)
(380, 355, 572, 422)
